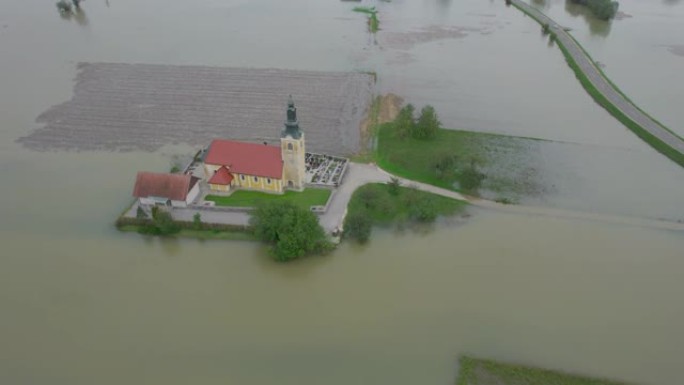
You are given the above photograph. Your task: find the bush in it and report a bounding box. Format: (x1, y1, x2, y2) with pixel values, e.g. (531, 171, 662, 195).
(250, 201, 332, 262)
(409, 198, 438, 223)
(433, 153, 458, 180)
(387, 177, 402, 196)
(192, 212, 202, 230)
(152, 207, 181, 235)
(344, 211, 373, 243)
(358, 186, 380, 209)
(459, 162, 486, 192)
(136, 206, 148, 219)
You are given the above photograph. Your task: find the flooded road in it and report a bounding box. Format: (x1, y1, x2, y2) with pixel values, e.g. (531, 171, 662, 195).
(1, 0, 683, 384)
(527, 0, 684, 137)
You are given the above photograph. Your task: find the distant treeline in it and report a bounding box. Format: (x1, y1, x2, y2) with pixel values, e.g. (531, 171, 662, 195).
(570, 0, 619, 20)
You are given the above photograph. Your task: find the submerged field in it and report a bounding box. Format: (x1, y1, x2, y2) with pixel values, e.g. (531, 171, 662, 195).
(457, 356, 630, 385)
(19, 63, 374, 155)
(375, 123, 547, 202)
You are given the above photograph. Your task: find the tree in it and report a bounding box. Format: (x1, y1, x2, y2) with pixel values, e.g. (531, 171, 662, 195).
(394, 104, 416, 139)
(387, 177, 402, 196)
(140, 206, 180, 235)
(250, 201, 331, 261)
(192, 212, 202, 230)
(415, 105, 441, 140)
(344, 211, 373, 243)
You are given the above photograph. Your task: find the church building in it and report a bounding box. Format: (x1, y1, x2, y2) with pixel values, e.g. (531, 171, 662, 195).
(203, 96, 306, 194)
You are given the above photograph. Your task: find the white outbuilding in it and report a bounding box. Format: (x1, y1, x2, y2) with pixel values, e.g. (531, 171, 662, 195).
(132, 172, 200, 208)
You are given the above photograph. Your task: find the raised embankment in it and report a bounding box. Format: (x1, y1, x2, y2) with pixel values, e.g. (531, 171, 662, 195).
(510, 0, 684, 168)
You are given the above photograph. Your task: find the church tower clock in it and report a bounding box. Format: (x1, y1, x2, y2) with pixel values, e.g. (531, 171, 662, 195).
(281, 96, 306, 191)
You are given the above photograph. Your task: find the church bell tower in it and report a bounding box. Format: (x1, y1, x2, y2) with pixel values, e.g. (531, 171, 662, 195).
(281, 95, 306, 191)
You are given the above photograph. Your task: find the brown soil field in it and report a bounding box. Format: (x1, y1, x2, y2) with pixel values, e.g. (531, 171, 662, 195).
(18, 63, 375, 155)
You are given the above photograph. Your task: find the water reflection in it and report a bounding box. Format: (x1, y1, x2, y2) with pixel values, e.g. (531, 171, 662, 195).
(563, 0, 612, 37)
(73, 8, 88, 26)
(56, 2, 89, 26)
(529, 0, 551, 9)
(436, 0, 453, 10)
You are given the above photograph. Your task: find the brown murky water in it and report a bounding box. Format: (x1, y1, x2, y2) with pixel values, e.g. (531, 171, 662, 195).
(1, 0, 683, 384)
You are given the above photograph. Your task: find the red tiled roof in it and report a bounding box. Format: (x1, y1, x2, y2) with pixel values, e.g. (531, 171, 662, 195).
(208, 166, 234, 185)
(132, 172, 198, 201)
(204, 139, 283, 179)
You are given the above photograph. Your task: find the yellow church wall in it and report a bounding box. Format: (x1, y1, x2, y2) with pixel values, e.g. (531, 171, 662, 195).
(204, 164, 284, 194)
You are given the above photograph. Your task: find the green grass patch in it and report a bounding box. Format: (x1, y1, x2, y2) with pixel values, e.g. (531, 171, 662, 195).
(457, 356, 631, 385)
(116, 217, 255, 241)
(347, 183, 466, 226)
(352, 6, 379, 33)
(118, 225, 256, 241)
(368, 13, 379, 33)
(353, 6, 376, 15)
(375, 123, 542, 199)
(206, 188, 332, 210)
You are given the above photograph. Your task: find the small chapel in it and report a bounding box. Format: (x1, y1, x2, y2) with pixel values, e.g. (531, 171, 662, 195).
(203, 96, 306, 195)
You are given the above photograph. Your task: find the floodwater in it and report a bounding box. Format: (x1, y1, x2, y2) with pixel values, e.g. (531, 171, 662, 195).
(527, 0, 684, 137)
(1, 0, 683, 384)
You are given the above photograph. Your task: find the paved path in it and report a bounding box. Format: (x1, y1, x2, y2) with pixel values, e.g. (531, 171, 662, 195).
(318, 162, 467, 233)
(511, 0, 684, 159)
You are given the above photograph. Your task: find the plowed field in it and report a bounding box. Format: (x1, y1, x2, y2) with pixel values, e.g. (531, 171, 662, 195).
(19, 63, 374, 155)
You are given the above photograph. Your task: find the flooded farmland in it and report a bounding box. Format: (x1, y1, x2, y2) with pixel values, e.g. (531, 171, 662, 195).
(1, 0, 683, 384)
(19, 63, 373, 155)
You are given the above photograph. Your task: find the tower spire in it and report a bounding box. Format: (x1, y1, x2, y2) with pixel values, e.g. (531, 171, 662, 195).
(282, 95, 302, 139)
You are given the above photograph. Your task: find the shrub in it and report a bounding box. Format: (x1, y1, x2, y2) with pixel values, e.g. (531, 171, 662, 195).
(459, 162, 486, 192)
(136, 206, 148, 219)
(344, 211, 373, 243)
(433, 153, 458, 180)
(387, 177, 402, 196)
(192, 212, 202, 230)
(250, 201, 331, 262)
(152, 209, 180, 235)
(409, 199, 438, 223)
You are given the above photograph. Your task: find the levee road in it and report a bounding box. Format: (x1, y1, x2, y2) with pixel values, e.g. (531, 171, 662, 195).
(511, 0, 684, 167)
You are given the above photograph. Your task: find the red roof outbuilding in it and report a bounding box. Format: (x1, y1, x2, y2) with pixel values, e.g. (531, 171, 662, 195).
(204, 139, 283, 179)
(132, 172, 198, 201)
(208, 166, 234, 185)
